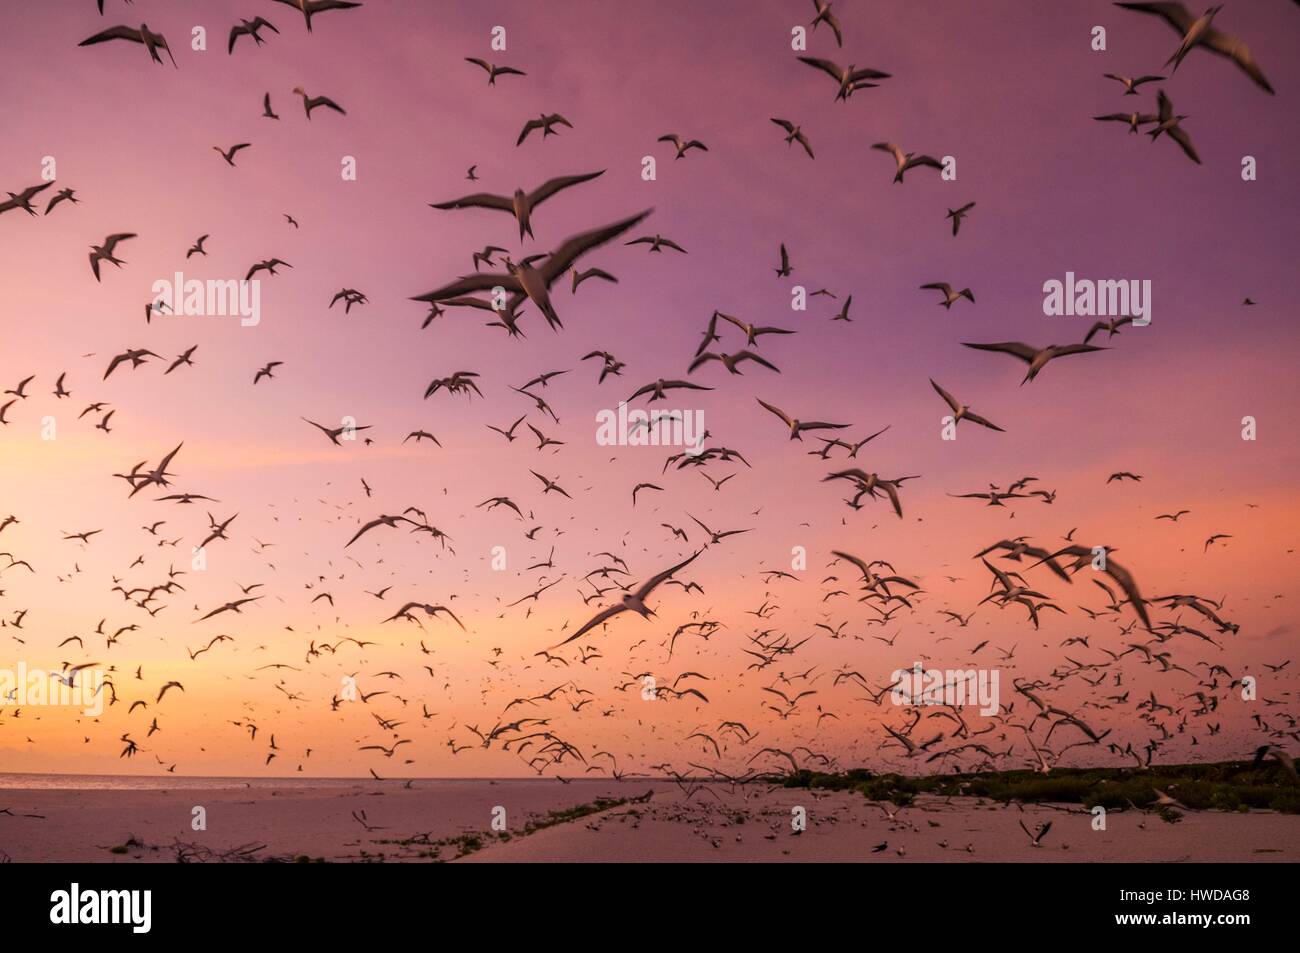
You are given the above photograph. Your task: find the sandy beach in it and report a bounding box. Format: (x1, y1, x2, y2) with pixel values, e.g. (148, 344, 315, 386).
(1, 779, 1295, 863)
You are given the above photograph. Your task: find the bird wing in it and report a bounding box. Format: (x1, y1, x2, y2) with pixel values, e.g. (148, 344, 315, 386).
(849, 66, 891, 82)
(1155, 89, 1173, 122)
(963, 341, 1039, 364)
(1051, 343, 1107, 357)
(635, 549, 703, 601)
(429, 191, 513, 211)
(411, 270, 522, 302)
(929, 379, 961, 415)
(877, 482, 903, 517)
(554, 603, 629, 647)
(1200, 28, 1273, 93)
(1167, 124, 1201, 164)
(797, 56, 844, 81)
(1114, 2, 1196, 34)
(873, 142, 907, 165)
(79, 25, 145, 46)
(516, 118, 543, 145)
(755, 398, 794, 428)
(103, 233, 137, 254)
(528, 170, 604, 206)
(537, 209, 652, 285)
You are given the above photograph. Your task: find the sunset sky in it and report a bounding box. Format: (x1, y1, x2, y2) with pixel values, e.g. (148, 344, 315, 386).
(1, 0, 1297, 779)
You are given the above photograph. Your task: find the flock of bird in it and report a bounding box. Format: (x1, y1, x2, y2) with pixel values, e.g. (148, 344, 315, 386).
(0, 1, 1295, 802)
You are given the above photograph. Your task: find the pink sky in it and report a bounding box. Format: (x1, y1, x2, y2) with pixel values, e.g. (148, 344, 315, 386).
(0, 0, 1297, 778)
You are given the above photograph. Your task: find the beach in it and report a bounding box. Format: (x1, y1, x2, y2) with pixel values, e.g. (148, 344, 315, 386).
(1, 778, 1295, 863)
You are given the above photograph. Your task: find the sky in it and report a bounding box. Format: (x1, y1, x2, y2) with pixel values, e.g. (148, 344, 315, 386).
(0, 0, 1297, 779)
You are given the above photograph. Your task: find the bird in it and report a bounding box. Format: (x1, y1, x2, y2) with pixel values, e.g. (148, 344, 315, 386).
(1114, 2, 1274, 94)
(79, 23, 177, 67)
(5, 376, 33, 400)
(774, 244, 793, 277)
(1083, 315, 1135, 343)
(809, 0, 844, 46)
(1103, 72, 1165, 94)
(658, 134, 708, 160)
(213, 143, 251, 166)
(1018, 819, 1052, 847)
(689, 350, 779, 376)
(253, 362, 283, 384)
(530, 471, 571, 499)
(571, 267, 618, 292)
(1147, 90, 1201, 164)
(920, 282, 974, 308)
(517, 113, 572, 146)
(246, 259, 291, 280)
(186, 235, 209, 258)
(412, 209, 651, 331)
(43, 188, 79, 215)
(770, 119, 814, 159)
(302, 417, 372, 446)
(755, 398, 849, 440)
(929, 380, 1004, 432)
(1093, 110, 1159, 134)
(946, 202, 975, 236)
(797, 56, 890, 100)
(873, 143, 943, 183)
(261, 92, 279, 119)
(430, 171, 604, 241)
(329, 289, 368, 313)
(555, 551, 703, 647)
(465, 57, 525, 84)
(0, 182, 55, 216)
(961, 341, 1107, 384)
(272, 0, 363, 34)
(1253, 745, 1298, 783)
(228, 17, 279, 53)
(103, 348, 158, 380)
(88, 233, 137, 281)
(626, 234, 687, 254)
(292, 87, 345, 119)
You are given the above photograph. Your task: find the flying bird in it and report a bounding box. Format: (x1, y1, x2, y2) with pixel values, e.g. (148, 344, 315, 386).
(962, 341, 1107, 384)
(1148, 90, 1201, 164)
(213, 143, 251, 166)
(1114, 2, 1273, 94)
(517, 113, 572, 146)
(770, 119, 814, 159)
(430, 171, 604, 241)
(465, 57, 526, 84)
(797, 56, 890, 101)
(555, 551, 703, 647)
(89, 233, 137, 281)
(0, 182, 55, 216)
(292, 86, 346, 119)
(228, 17, 279, 53)
(412, 209, 651, 331)
(872, 142, 943, 183)
(79, 23, 177, 67)
(272, 0, 363, 34)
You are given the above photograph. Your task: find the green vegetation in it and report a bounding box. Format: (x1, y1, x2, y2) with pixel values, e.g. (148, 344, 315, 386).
(522, 796, 629, 834)
(780, 760, 1300, 814)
